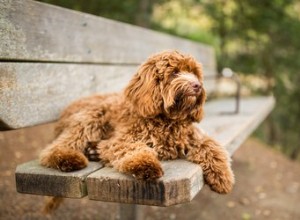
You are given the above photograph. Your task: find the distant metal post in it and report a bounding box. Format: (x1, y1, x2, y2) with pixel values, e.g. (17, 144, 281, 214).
(221, 68, 241, 114)
(119, 204, 143, 220)
(120, 204, 137, 220)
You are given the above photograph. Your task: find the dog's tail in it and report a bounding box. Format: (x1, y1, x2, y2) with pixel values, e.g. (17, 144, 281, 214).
(42, 196, 64, 214)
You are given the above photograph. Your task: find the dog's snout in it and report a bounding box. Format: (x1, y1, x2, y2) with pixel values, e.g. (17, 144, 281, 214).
(191, 82, 201, 92)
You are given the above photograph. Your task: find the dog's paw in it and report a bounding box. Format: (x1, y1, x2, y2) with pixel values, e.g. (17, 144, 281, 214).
(40, 148, 88, 172)
(205, 167, 234, 194)
(130, 160, 164, 180)
(120, 151, 164, 181)
(84, 141, 101, 162)
(57, 150, 88, 172)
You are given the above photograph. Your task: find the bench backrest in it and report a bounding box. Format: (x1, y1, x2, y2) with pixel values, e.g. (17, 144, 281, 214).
(0, 0, 217, 130)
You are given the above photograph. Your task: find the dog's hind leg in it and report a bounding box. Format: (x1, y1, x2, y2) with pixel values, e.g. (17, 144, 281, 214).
(39, 109, 111, 171)
(95, 141, 164, 180)
(39, 131, 89, 172)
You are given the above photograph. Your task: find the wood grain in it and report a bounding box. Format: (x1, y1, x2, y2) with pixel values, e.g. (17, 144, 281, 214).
(0, 0, 216, 69)
(0, 63, 136, 129)
(15, 160, 103, 198)
(86, 160, 203, 206)
(0, 62, 216, 130)
(201, 96, 275, 155)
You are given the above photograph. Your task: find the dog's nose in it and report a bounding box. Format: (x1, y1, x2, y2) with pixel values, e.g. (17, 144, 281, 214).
(191, 82, 201, 93)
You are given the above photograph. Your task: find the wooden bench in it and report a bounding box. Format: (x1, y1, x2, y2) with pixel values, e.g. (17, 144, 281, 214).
(0, 0, 275, 219)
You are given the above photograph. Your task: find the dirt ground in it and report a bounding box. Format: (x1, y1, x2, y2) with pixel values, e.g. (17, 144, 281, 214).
(0, 123, 299, 220)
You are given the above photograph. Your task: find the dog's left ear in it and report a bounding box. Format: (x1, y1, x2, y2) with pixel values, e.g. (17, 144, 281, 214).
(124, 63, 162, 117)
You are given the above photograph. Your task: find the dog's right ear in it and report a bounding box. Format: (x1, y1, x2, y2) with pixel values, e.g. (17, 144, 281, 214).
(124, 63, 163, 118)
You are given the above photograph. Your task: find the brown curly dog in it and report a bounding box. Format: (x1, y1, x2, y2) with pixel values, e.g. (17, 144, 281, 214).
(39, 50, 234, 194)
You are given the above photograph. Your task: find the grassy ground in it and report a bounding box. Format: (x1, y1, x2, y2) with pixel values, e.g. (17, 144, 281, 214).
(0, 123, 299, 220)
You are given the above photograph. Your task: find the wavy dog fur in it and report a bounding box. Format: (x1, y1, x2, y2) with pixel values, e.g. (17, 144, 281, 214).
(40, 50, 234, 198)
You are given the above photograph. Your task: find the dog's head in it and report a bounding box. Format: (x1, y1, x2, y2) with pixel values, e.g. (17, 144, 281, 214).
(125, 50, 206, 122)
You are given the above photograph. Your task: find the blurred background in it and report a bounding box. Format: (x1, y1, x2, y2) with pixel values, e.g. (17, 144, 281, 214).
(1, 0, 299, 219)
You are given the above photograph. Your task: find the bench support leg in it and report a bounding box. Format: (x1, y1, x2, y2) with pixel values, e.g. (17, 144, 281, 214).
(119, 204, 143, 220)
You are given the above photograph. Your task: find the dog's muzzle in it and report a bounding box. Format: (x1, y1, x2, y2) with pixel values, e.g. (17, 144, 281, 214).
(189, 81, 202, 96)
(178, 72, 202, 97)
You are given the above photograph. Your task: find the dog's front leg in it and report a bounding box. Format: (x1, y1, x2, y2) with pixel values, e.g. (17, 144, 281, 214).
(186, 133, 234, 194)
(92, 140, 164, 180)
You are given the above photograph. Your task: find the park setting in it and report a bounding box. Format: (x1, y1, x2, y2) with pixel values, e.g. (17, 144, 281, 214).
(1, 0, 300, 219)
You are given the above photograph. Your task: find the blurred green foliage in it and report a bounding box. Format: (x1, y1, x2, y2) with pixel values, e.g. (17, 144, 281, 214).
(37, 0, 300, 160)
(200, 0, 300, 160)
(37, 0, 159, 27)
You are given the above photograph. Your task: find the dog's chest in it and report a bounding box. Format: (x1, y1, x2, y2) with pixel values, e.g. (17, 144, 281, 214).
(134, 121, 193, 160)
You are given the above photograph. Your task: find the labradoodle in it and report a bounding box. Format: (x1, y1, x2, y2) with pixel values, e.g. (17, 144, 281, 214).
(39, 50, 234, 194)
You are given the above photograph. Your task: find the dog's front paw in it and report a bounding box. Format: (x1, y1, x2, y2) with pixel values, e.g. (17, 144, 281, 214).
(205, 167, 234, 194)
(130, 160, 164, 180)
(119, 151, 164, 181)
(57, 150, 88, 172)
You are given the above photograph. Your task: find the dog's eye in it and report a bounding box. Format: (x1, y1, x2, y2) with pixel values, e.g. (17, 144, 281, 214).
(172, 70, 179, 76)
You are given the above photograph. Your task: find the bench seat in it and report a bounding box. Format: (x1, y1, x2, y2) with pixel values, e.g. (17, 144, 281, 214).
(15, 96, 274, 206)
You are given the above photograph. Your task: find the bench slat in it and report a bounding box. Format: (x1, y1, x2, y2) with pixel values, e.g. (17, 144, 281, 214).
(0, 63, 136, 129)
(201, 96, 275, 155)
(0, 0, 215, 68)
(15, 160, 103, 198)
(0, 63, 216, 130)
(87, 160, 203, 206)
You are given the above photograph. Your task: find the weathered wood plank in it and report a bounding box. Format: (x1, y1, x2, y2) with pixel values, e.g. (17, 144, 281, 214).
(201, 96, 275, 155)
(0, 62, 216, 130)
(0, 63, 136, 129)
(0, 0, 216, 69)
(15, 160, 103, 198)
(87, 160, 203, 206)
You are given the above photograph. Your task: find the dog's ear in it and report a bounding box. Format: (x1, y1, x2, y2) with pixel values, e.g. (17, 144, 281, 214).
(124, 63, 162, 117)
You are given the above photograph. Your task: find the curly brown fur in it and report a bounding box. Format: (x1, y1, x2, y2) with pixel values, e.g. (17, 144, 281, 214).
(40, 50, 234, 196)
